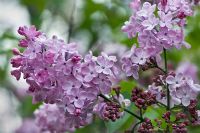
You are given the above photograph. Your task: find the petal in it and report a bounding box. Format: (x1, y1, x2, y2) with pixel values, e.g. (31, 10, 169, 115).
(166, 76, 175, 84)
(133, 71, 139, 80)
(103, 68, 111, 75)
(192, 84, 200, 92)
(182, 97, 190, 106)
(81, 67, 90, 75)
(97, 56, 105, 66)
(66, 104, 75, 113)
(139, 58, 146, 65)
(142, 20, 151, 27)
(131, 56, 140, 64)
(84, 74, 93, 82)
(124, 99, 131, 107)
(82, 92, 96, 100)
(11, 69, 21, 80)
(95, 66, 103, 73)
(176, 73, 183, 80)
(63, 82, 72, 90)
(176, 89, 184, 98)
(171, 97, 181, 105)
(74, 99, 84, 108)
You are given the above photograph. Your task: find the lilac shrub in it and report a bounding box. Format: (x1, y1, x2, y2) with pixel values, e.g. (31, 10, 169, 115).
(13, 0, 200, 133)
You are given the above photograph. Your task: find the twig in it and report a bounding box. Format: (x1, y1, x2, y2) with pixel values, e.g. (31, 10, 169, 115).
(163, 48, 170, 110)
(131, 121, 142, 133)
(155, 65, 167, 74)
(163, 48, 170, 133)
(157, 101, 168, 108)
(67, 0, 76, 43)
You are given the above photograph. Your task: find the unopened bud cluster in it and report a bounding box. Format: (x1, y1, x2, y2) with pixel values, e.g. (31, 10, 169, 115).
(103, 102, 121, 122)
(138, 118, 154, 133)
(131, 87, 156, 109)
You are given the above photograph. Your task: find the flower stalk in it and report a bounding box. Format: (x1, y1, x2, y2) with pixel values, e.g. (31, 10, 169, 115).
(163, 48, 170, 111)
(164, 48, 170, 133)
(67, 0, 76, 43)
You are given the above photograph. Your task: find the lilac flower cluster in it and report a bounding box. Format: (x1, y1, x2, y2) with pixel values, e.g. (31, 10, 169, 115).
(131, 87, 157, 110)
(101, 102, 121, 122)
(148, 83, 167, 105)
(188, 100, 199, 123)
(147, 72, 200, 107)
(121, 0, 194, 79)
(123, 0, 192, 50)
(172, 112, 189, 133)
(138, 118, 154, 133)
(166, 73, 200, 106)
(11, 26, 120, 129)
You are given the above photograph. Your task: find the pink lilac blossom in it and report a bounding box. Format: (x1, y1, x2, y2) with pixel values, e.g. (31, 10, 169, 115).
(121, 45, 140, 79)
(166, 73, 200, 106)
(122, 0, 193, 59)
(147, 70, 200, 107)
(11, 26, 121, 129)
(148, 84, 166, 104)
(121, 0, 195, 80)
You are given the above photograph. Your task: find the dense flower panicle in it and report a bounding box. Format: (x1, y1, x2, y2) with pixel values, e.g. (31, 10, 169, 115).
(34, 104, 74, 132)
(11, 26, 121, 129)
(166, 72, 200, 106)
(148, 72, 200, 107)
(122, 0, 193, 62)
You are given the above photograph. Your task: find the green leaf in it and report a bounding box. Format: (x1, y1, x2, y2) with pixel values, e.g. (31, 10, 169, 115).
(18, 96, 41, 118)
(188, 126, 200, 133)
(20, 0, 46, 27)
(105, 113, 134, 133)
(143, 106, 167, 129)
(120, 80, 136, 98)
(75, 118, 106, 133)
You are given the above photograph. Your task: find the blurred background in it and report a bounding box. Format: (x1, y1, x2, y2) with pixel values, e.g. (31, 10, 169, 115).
(0, 0, 200, 132)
